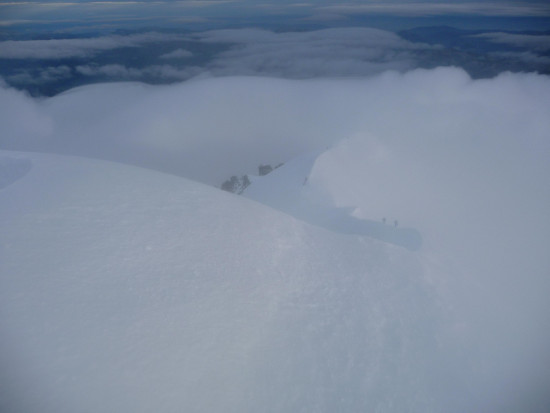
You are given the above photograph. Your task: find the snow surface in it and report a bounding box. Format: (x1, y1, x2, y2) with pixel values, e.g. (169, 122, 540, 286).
(0, 156, 32, 190)
(1, 150, 548, 412)
(242, 129, 550, 413)
(0, 150, 471, 412)
(243, 149, 423, 251)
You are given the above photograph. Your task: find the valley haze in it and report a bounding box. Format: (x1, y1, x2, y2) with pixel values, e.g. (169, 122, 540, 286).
(1, 1, 549, 412)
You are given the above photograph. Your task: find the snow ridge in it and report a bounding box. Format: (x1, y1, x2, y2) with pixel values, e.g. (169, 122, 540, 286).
(0, 150, 453, 413)
(243, 147, 422, 250)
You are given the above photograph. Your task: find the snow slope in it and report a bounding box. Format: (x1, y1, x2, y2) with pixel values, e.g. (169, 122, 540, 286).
(242, 132, 550, 413)
(0, 150, 457, 413)
(1, 147, 549, 412)
(243, 149, 423, 251)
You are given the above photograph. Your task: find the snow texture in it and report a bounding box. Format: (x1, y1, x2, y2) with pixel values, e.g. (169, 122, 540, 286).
(1, 150, 464, 413)
(243, 148, 422, 250)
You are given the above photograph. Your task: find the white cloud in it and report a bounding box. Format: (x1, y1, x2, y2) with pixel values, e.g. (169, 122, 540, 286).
(160, 48, 194, 59)
(0, 81, 53, 150)
(141, 64, 202, 79)
(7, 65, 73, 85)
(76, 63, 140, 77)
(5, 71, 35, 85)
(0, 19, 33, 26)
(472, 32, 550, 51)
(0, 32, 185, 59)
(492, 50, 550, 65)
(75, 63, 202, 80)
(2, 67, 547, 191)
(194, 27, 438, 78)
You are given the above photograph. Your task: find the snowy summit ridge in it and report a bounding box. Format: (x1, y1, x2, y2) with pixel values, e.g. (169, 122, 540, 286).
(243, 140, 423, 250)
(0, 150, 457, 412)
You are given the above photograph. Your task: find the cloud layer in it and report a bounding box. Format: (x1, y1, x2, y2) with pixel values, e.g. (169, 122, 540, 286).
(159, 48, 193, 59)
(2, 68, 548, 187)
(0, 32, 185, 59)
(473, 32, 550, 51)
(318, 2, 550, 17)
(2, 26, 549, 95)
(74, 63, 201, 80)
(193, 27, 438, 77)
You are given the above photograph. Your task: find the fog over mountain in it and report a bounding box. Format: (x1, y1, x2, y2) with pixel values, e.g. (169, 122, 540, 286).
(2, 68, 548, 188)
(1, 2, 549, 412)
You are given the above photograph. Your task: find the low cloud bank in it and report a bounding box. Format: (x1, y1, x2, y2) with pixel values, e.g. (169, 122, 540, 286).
(1, 27, 433, 87)
(318, 2, 550, 17)
(160, 48, 194, 59)
(472, 32, 550, 51)
(2, 27, 548, 95)
(7, 65, 73, 85)
(0, 32, 185, 60)
(75, 63, 201, 80)
(2, 67, 547, 190)
(193, 27, 437, 77)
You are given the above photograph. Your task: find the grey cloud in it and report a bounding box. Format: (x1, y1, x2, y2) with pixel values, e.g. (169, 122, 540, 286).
(39, 65, 72, 82)
(7, 65, 73, 85)
(0, 32, 185, 59)
(76, 63, 201, 80)
(76, 64, 142, 78)
(317, 2, 550, 17)
(6, 71, 38, 85)
(160, 48, 194, 59)
(492, 50, 550, 65)
(194, 28, 438, 78)
(171, 0, 237, 8)
(0, 19, 34, 27)
(472, 32, 550, 51)
(140, 64, 202, 80)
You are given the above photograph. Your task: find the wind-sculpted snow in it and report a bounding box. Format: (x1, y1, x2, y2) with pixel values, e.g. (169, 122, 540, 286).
(243, 148, 423, 251)
(319, 212, 423, 251)
(0, 150, 473, 412)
